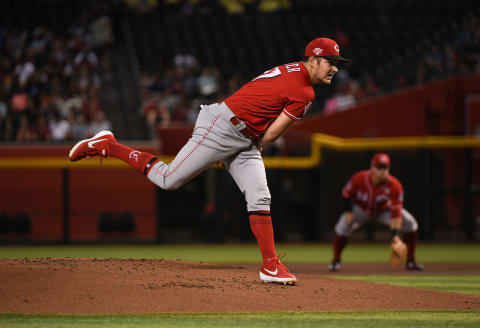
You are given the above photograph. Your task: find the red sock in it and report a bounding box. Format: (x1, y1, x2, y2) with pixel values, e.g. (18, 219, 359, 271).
(108, 143, 158, 175)
(249, 211, 277, 262)
(333, 232, 348, 262)
(403, 231, 417, 261)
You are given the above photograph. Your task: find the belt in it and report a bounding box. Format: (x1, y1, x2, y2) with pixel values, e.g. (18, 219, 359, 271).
(230, 117, 258, 140)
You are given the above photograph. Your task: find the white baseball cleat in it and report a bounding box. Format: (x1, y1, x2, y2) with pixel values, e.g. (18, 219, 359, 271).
(69, 130, 117, 162)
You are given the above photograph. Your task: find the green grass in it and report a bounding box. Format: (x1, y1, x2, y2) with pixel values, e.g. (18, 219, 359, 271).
(0, 243, 479, 263)
(1, 311, 479, 328)
(332, 275, 480, 295)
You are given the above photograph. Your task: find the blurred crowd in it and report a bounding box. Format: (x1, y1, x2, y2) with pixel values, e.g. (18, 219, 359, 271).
(323, 13, 480, 115)
(416, 14, 480, 84)
(1, 1, 479, 142)
(138, 54, 247, 139)
(0, 13, 113, 143)
(136, 8, 479, 137)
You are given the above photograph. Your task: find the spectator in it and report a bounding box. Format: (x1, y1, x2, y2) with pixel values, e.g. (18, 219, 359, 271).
(2, 116, 15, 142)
(74, 45, 99, 69)
(197, 67, 219, 98)
(14, 53, 36, 88)
(174, 54, 197, 70)
(323, 81, 357, 115)
(70, 112, 89, 140)
(10, 92, 29, 113)
(89, 14, 114, 48)
(160, 87, 181, 116)
(57, 86, 84, 120)
(142, 90, 171, 140)
(49, 109, 71, 141)
(33, 113, 52, 141)
(88, 110, 112, 136)
(82, 88, 102, 121)
(16, 113, 35, 142)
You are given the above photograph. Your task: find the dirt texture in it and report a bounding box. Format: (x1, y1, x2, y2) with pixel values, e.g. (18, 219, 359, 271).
(1, 258, 479, 314)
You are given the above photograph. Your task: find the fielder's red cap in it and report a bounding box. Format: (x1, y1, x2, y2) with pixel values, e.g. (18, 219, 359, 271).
(371, 153, 390, 168)
(305, 37, 350, 62)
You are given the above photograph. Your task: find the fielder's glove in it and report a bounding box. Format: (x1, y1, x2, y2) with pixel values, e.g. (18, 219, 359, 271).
(390, 236, 407, 266)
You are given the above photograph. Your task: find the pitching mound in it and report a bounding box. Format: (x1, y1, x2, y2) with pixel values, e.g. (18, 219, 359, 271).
(1, 258, 479, 314)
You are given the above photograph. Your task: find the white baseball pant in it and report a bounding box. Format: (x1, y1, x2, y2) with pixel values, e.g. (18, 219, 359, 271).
(146, 102, 271, 212)
(334, 204, 418, 236)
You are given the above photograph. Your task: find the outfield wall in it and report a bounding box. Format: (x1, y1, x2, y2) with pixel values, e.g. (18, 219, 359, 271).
(0, 137, 478, 244)
(0, 145, 158, 243)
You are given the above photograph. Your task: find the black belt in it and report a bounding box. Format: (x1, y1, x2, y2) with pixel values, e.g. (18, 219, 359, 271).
(230, 117, 259, 140)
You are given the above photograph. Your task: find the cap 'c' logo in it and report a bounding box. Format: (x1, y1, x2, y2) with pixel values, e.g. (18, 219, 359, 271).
(334, 45, 340, 52)
(313, 47, 323, 55)
(129, 151, 141, 162)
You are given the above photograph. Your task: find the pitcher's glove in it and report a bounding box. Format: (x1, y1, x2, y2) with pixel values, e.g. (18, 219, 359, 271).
(390, 236, 407, 266)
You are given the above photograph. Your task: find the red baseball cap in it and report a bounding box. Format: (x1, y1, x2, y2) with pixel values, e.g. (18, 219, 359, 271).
(371, 153, 390, 168)
(305, 38, 350, 62)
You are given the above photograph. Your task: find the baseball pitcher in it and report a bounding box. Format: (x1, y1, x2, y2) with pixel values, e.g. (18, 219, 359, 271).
(69, 37, 349, 285)
(328, 153, 424, 272)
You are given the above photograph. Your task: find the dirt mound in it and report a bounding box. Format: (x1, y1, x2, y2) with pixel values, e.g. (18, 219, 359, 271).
(1, 258, 479, 314)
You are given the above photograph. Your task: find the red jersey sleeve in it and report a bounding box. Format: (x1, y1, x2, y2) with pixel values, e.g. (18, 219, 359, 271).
(225, 62, 314, 132)
(389, 177, 404, 219)
(281, 87, 313, 120)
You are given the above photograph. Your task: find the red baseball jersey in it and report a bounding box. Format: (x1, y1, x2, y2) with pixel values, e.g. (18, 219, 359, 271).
(342, 170, 404, 218)
(225, 62, 314, 134)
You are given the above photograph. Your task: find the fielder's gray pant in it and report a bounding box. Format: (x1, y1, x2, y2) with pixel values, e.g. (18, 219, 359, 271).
(147, 102, 271, 212)
(334, 204, 418, 237)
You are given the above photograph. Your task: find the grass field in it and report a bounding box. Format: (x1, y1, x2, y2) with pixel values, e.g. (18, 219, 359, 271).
(335, 275, 480, 295)
(0, 243, 478, 263)
(1, 243, 479, 327)
(1, 311, 480, 328)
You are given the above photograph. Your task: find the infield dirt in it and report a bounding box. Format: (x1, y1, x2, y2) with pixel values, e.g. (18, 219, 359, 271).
(1, 258, 479, 314)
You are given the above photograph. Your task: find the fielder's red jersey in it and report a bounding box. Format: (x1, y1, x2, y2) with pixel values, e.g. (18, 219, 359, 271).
(342, 170, 404, 218)
(225, 62, 314, 134)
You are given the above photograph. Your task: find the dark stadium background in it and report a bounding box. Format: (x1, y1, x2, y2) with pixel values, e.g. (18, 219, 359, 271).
(0, 0, 479, 244)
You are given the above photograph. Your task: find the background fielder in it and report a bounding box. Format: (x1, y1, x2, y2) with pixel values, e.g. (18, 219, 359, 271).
(328, 153, 424, 272)
(69, 37, 350, 285)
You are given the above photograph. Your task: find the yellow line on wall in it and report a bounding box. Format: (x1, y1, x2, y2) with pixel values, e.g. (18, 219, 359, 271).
(313, 134, 480, 150)
(0, 134, 478, 169)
